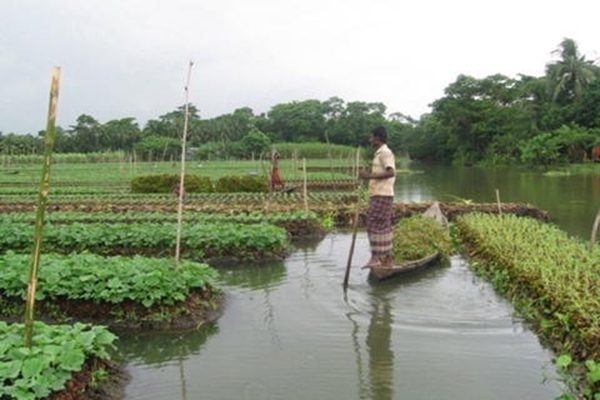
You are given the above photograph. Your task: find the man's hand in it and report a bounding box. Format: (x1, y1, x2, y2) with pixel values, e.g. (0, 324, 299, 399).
(358, 169, 370, 179)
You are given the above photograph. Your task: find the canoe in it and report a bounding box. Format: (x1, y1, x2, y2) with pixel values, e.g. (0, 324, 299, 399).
(368, 252, 441, 280)
(368, 202, 447, 281)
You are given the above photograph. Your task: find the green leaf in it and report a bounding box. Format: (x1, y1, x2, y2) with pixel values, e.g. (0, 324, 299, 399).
(57, 348, 85, 371)
(555, 354, 572, 368)
(21, 357, 45, 379)
(0, 360, 23, 379)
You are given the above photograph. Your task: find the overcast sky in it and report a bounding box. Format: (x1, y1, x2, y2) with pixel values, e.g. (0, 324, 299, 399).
(2, 0, 599, 134)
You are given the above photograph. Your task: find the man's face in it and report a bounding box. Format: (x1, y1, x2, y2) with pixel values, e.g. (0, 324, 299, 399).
(368, 134, 379, 148)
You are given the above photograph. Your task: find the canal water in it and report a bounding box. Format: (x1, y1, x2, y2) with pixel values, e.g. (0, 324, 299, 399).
(119, 165, 599, 399)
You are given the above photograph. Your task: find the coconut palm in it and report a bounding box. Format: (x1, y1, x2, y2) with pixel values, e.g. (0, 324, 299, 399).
(546, 38, 599, 103)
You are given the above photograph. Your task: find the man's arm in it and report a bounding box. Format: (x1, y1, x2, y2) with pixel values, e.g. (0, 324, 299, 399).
(359, 166, 395, 180)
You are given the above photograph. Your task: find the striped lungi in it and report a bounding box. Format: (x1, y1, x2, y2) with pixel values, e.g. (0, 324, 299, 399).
(366, 196, 394, 258)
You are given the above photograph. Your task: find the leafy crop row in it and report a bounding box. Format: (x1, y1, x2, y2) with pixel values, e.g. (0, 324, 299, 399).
(0, 321, 116, 399)
(456, 213, 600, 397)
(0, 252, 218, 307)
(0, 222, 289, 260)
(0, 210, 318, 225)
(0, 191, 358, 206)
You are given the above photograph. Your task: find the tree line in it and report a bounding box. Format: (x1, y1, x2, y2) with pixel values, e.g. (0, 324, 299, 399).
(2, 38, 599, 165)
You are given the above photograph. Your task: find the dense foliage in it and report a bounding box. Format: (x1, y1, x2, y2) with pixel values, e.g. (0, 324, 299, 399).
(0, 222, 289, 260)
(456, 213, 600, 398)
(0, 210, 318, 225)
(214, 175, 268, 193)
(0, 252, 217, 307)
(131, 174, 213, 193)
(0, 321, 116, 400)
(392, 215, 451, 262)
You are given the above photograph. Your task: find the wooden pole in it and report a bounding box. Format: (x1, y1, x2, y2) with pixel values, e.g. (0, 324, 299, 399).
(302, 157, 308, 213)
(343, 148, 361, 292)
(174, 61, 194, 269)
(591, 209, 600, 251)
(495, 189, 502, 215)
(24, 67, 60, 347)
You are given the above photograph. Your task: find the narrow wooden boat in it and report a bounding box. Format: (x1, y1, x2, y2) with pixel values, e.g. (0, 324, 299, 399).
(368, 202, 447, 281)
(368, 252, 441, 280)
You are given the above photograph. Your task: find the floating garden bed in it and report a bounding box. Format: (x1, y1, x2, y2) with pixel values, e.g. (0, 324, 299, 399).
(456, 213, 600, 398)
(0, 252, 223, 331)
(0, 222, 289, 261)
(0, 210, 326, 241)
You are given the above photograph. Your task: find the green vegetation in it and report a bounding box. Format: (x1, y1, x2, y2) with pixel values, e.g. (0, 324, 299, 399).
(456, 213, 600, 398)
(131, 174, 213, 193)
(0, 210, 319, 226)
(392, 215, 452, 262)
(0, 252, 218, 307)
(0, 321, 116, 399)
(214, 175, 268, 193)
(0, 222, 289, 260)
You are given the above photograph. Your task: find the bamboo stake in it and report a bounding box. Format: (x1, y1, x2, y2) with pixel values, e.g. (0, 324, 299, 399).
(174, 61, 194, 269)
(495, 189, 502, 215)
(343, 148, 361, 292)
(303, 158, 308, 212)
(24, 67, 61, 347)
(591, 209, 600, 251)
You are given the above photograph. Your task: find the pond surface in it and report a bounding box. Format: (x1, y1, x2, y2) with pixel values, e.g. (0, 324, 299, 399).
(395, 163, 599, 240)
(119, 165, 599, 399)
(120, 234, 561, 399)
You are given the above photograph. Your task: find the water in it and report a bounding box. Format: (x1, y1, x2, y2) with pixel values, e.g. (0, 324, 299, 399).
(119, 165, 599, 399)
(121, 234, 561, 399)
(395, 164, 599, 239)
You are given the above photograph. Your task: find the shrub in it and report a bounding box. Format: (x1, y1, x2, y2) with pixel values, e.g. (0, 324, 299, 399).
(131, 174, 213, 193)
(214, 175, 268, 193)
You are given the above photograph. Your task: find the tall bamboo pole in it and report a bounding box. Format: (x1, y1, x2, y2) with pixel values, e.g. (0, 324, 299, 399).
(24, 67, 61, 347)
(343, 148, 361, 292)
(591, 209, 600, 251)
(302, 158, 308, 212)
(175, 61, 194, 269)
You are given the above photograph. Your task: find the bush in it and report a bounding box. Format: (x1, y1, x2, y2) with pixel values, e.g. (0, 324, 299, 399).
(214, 175, 268, 193)
(131, 174, 213, 193)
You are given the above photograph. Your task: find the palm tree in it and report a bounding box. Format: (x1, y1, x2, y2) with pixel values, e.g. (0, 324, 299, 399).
(546, 38, 599, 103)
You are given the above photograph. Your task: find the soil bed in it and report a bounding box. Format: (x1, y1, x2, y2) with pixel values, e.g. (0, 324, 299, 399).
(1, 288, 224, 331)
(49, 358, 130, 400)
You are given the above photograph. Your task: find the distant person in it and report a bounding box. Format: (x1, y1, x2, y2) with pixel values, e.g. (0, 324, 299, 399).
(593, 145, 600, 162)
(359, 126, 396, 269)
(270, 148, 284, 190)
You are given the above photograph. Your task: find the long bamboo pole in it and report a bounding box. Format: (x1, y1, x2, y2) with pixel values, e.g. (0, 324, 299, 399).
(24, 67, 61, 347)
(343, 148, 361, 292)
(174, 61, 194, 269)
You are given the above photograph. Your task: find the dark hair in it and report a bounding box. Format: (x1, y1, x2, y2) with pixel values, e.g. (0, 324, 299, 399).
(370, 126, 387, 143)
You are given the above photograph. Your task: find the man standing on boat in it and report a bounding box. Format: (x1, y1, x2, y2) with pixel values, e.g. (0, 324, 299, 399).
(359, 126, 396, 269)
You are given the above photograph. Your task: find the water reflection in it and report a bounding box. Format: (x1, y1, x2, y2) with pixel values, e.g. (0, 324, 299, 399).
(116, 324, 218, 366)
(217, 260, 287, 290)
(365, 288, 394, 400)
